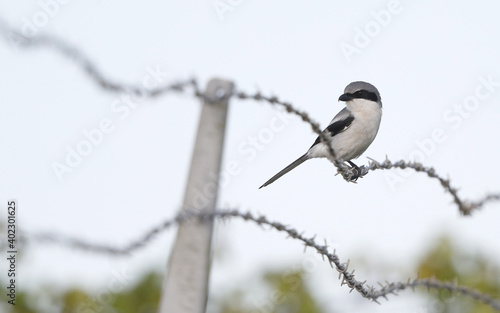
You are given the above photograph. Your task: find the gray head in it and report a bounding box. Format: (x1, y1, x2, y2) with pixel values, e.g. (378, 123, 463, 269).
(338, 81, 382, 105)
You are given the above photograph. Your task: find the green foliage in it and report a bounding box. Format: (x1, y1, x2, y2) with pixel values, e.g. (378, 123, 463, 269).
(417, 236, 500, 313)
(4, 290, 38, 313)
(4, 268, 324, 313)
(217, 269, 324, 313)
(111, 271, 161, 313)
(5, 234, 500, 313)
(61, 289, 95, 313)
(3, 271, 162, 313)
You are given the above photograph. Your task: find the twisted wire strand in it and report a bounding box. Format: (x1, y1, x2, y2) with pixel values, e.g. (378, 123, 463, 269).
(24, 209, 500, 309)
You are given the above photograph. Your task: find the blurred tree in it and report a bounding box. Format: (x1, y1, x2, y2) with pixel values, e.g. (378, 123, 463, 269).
(216, 269, 325, 313)
(5, 268, 324, 312)
(4, 271, 161, 313)
(4, 234, 500, 313)
(3, 290, 38, 313)
(417, 236, 500, 313)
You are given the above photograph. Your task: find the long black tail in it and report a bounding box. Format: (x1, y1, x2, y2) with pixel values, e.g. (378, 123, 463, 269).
(259, 154, 309, 189)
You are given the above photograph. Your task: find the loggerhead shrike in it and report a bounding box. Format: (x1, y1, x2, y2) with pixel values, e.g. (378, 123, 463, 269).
(259, 81, 382, 189)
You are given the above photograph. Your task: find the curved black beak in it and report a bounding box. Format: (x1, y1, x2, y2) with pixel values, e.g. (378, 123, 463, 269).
(338, 93, 353, 102)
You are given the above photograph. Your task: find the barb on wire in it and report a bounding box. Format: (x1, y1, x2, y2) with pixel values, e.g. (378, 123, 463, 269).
(24, 209, 500, 310)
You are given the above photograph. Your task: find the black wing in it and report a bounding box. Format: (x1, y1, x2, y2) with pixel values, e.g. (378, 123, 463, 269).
(310, 115, 354, 148)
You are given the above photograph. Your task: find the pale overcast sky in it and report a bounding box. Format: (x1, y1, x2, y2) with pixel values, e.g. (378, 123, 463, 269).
(1, 1, 500, 312)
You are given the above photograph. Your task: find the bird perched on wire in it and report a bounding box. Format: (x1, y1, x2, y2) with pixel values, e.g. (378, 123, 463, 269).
(259, 81, 383, 189)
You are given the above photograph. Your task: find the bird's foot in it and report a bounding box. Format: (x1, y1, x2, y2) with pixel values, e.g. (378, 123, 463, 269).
(347, 161, 362, 182)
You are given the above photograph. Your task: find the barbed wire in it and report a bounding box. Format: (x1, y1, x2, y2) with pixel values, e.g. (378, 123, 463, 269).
(362, 158, 500, 216)
(3, 17, 500, 311)
(387, 278, 500, 310)
(232, 90, 500, 216)
(0, 18, 352, 177)
(2, 20, 498, 216)
(0, 17, 201, 98)
(23, 209, 500, 310)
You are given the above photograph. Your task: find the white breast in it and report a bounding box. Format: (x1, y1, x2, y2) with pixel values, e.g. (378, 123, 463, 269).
(308, 99, 382, 161)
